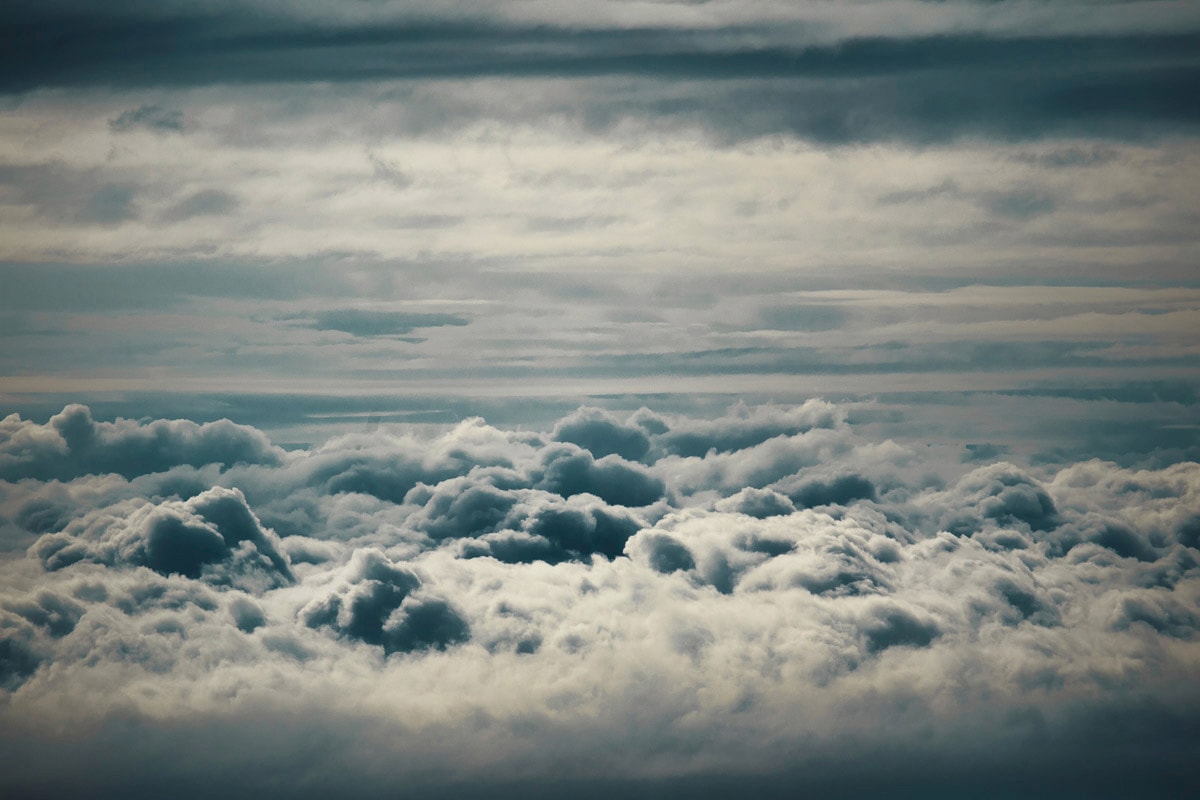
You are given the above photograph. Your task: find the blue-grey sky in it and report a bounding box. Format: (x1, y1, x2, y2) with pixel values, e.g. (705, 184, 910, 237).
(1, 1, 1199, 797)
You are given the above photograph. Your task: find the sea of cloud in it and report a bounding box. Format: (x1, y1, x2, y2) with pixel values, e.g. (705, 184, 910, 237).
(1, 400, 1199, 796)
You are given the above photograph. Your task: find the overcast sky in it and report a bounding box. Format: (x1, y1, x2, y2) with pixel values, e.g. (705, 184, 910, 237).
(2, 1, 1199, 798)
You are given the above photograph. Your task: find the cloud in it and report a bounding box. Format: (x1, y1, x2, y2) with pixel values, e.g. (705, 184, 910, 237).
(649, 400, 843, 458)
(858, 601, 941, 653)
(0, 163, 141, 226)
(551, 407, 651, 461)
(300, 309, 470, 338)
(713, 487, 795, 518)
(2, 590, 85, 638)
(3, 4, 1198, 142)
(0, 401, 1198, 795)
(109, 103, 184, 133)
(534, 444, 666, 507)
(161, 189, 239, 222)
(922, 462, 1061, 537)
(30, 486, 294, 591)
(299, 548, 468, 655)
(786, 473, 877, 509)
(0, 405, 283, 482)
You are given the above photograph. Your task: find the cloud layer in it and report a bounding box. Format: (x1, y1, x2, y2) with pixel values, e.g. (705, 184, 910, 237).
(2, 401, 1198, 797)
(1, 2, 1198, 796)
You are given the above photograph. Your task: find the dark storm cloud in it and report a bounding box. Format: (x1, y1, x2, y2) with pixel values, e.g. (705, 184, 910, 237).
(1, 2, 1197, 141)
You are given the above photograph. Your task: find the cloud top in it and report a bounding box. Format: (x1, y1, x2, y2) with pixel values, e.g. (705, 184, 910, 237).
(1, 401, 1198, 797)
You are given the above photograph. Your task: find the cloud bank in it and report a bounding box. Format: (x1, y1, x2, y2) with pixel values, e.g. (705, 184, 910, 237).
(2, 401, 1198, 797)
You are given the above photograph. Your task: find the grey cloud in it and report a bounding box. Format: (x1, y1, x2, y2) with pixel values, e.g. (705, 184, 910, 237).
(927, 462, 1061, 537)
(757, 305, 848, 332)
(109, 103, 184, 133)
(2, 590, 85, 638)
(228, 595, 265, 632)
(369, 154, 412, 189)
(407, 477, 519, 541)
(301, 309, 470, 338)
(521, 497, 645, 560)
(991, 575, 1061, 627)
(0, 618, 40, 690)
(786, 473, 877, 509)
(409, 471, 650, 562)
(1111, 589, 1200, 638)
(457, 529, 563, 565)
(535, 444, 665, 507)
(1, 4, 1197, 141)
(629, 532, 695, 574)
(0, 163, 139, 226)
(713, 487, 796, 518)
(162, 189, 239, 222)
(0, 404, 283, 482)
(962, 443, 1010, 462)
(111, 576, 218, 615)
(0, 260, 353, 312)
(552, 407, 651, 461)
(982, 189, 1057, 220)
(31, 486, 293, 590)
(879, 179, 1059, 220)
(650, 400, 842, 458)
(653, 426, 855, 496)
(877, 179, 960, 205)
(859, 602, 941, 653)
(300, 548, 468, 654)
(83, 183, 138, 224)
(301, 418, 530, 505)
(1015, 144, 1122, 169)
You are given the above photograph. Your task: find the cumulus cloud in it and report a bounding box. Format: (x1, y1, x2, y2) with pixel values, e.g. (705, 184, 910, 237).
(29, 486, 293, 592)
(0, 405, 283, 482)
(0, 401, 1198, 797)
(299, 548, 468, 655)
(552, 406, 650, 461)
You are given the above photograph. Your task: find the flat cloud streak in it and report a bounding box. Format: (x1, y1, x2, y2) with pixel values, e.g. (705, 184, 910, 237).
(1, 401, 1198, 797)
(2, 4, 1199, 141)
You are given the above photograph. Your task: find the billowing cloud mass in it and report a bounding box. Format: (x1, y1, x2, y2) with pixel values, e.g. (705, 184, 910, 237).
(1, 402, 1198, 797)
(1, 0, 1198, 796)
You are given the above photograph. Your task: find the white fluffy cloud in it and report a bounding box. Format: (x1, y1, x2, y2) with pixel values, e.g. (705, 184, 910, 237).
(1, 402, 1198, 796)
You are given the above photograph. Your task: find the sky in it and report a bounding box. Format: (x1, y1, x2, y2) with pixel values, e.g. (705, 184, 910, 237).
(1, 1, 1199, 797)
